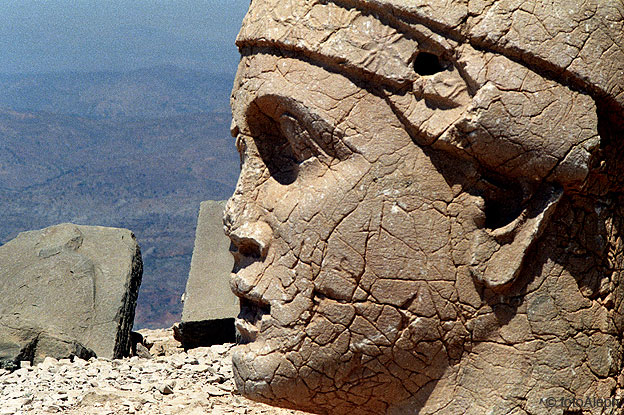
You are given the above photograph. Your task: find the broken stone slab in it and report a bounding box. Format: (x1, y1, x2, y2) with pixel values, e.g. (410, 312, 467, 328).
(178, 201, 237, 348)
(0, 223, 143, 368)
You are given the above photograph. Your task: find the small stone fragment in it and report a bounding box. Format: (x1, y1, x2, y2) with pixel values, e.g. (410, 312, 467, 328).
(158, 381, 175, 395)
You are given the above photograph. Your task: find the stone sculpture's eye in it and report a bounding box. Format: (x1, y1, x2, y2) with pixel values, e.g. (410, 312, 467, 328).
(246, 95, 349, 185)
(475, 176, 525, 229)
(413, 51, 447, 76)
(251, 115, 300, 186)
(278, 113, 322, 164)
(244, 99, 301, 185)
(253, 112, 325, 186)
(262, 132, 300, 186)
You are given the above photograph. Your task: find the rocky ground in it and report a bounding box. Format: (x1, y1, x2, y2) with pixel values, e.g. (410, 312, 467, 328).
(0, 328, 310, 415)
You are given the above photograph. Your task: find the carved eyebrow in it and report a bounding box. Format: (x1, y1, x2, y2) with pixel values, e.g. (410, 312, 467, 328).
(248, 94, 353, 162)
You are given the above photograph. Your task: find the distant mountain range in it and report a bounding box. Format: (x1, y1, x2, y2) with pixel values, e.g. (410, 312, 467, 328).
(0, 65, 234, 118)
(0, 66, 241, 329)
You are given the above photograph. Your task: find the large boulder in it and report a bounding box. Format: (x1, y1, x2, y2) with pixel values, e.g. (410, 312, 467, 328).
(177, 200, 237, 348)
(0, 223, 142, 368)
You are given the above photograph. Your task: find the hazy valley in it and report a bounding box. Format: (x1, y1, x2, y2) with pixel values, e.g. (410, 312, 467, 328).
(0, 66, 240, 328)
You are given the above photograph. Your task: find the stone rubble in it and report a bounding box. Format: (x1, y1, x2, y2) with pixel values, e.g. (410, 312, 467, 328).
(0, 328, 309, 415)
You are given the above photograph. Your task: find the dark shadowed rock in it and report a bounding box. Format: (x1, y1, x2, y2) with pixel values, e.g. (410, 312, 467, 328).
(178, 201, 237, 348)
(174, 318, 236, 350)
(0, 223, 142, 368)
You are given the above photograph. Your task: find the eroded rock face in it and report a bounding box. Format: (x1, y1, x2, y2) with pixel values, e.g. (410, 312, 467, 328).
(0, 224, 143, 367)
(225, 1, 624, 414)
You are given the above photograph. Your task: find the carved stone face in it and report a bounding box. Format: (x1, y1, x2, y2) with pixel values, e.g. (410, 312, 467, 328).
(225, 1, 624, 414)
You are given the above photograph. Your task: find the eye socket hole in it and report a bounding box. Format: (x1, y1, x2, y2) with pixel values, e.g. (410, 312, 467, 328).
(256, 126, 299, 186)
(413, 52, 446, 76)
(246, 101, 299, 186)
(477, 177, 525, 230)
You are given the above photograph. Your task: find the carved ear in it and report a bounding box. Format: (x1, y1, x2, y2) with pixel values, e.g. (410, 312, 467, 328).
(470, 184, 563, 292)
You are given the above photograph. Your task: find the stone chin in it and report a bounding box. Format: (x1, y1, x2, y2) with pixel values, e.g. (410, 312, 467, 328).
(231, 338, 314, 410)
(230, 274, 313, 407)
(231, 343, 275, 401)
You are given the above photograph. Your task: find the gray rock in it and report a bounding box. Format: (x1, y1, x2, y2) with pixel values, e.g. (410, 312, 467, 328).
(178, 201, 237, 348)
(135, 344, 152, 360)
(205, 384, 228, 396)
(0, 223, 142, 368)
(158, 381, 175, 395)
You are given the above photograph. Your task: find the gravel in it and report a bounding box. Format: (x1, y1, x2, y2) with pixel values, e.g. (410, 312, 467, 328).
(0, 328, 309, 415)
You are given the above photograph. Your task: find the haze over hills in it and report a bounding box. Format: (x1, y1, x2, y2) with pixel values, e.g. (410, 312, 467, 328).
(0, 65, 233, 119)
(0, 66, 241, 329)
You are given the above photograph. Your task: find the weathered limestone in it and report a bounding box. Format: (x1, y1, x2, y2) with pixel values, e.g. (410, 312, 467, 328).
(225, 1, 624, 414)
(0, 223, 142, 368)
(178, 201, 237, 348)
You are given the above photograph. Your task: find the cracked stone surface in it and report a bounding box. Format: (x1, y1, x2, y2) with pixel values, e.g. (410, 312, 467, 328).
(224, 1, 624, 414)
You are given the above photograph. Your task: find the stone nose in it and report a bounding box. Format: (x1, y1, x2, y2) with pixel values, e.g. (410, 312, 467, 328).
(226, 220, 273, 260)
(222, 132, 268, 250)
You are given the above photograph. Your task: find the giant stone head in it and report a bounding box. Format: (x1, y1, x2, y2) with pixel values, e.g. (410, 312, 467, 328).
(224, 1, 624, 413)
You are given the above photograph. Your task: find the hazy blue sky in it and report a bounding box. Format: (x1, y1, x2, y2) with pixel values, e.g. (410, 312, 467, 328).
(0, 0, 250, 74)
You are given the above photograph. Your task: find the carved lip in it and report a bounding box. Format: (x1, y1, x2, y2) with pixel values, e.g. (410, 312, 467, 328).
(228, 225, 275, 345)
(235, 297, 271, 344)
